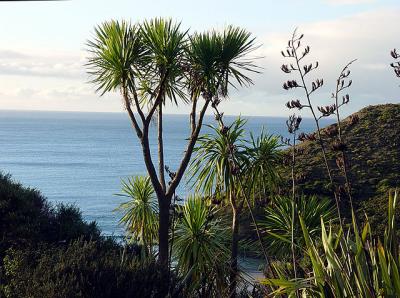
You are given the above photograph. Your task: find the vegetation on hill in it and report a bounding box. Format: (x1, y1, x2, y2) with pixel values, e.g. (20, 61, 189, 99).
(280, 103, 400, 232)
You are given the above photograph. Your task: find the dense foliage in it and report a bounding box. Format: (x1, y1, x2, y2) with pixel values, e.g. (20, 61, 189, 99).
(115, 176, 158, 255)
(259, 195, 336, 259)
(0, 173, 176, 298)
(2, 240, 175, 298)
(264, 192, 400, 297)
(0, 173, 100, 260)
(172, 196, 230, 297)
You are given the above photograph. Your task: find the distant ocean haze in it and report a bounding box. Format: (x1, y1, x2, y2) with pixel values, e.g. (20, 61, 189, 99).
(0, 110, 332, 235)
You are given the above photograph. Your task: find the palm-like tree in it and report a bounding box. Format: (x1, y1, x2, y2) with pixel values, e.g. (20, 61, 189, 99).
(87, 20, 147, 95)
(86, 18, 258, 269)
(190, 118, 282, 296)
(190, 118, 247, 297)
(245, 131, 282, 197)
(115, 176, 158, 256)
(173, 196, 230, 297)
(190, 118, 247, 197)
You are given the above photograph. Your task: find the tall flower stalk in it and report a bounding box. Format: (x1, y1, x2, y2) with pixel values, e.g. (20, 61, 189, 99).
(331, 60, 356, 210)
(281, 30, 342, 226)
(283, 114, 302, 279)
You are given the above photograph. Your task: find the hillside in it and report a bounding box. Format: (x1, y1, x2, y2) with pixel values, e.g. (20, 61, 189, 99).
(285, 103, 400, 231)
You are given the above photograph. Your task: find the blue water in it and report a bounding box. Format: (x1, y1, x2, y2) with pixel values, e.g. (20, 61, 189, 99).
(0, 110, 331, 235)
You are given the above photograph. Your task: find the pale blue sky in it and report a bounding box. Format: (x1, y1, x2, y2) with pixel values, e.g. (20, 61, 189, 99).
(0, 0, 399, 116)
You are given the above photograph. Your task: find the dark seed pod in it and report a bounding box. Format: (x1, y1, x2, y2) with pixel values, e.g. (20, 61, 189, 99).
(318, 104, 336, 117)
(286, 99, 303, 109)
(283, 80, 300, 90)
(342, 94, 350, 105)
(305, 133, 317, 141)
(391, 49, 399, 59)
(220, 126, 229, 135)
(295, 116, 302, 129)
(298, 132, 306, 142)
(281, 64, 291, 73)
(286, 114, 301, 134)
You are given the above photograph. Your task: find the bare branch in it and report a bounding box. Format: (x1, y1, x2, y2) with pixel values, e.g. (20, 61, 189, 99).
(190, 92, 198, 133)
(145, 71, 170, 125)
(166, 99, 211, 198)
(122, 87, 143, 139)
(130, 83, 146, 124)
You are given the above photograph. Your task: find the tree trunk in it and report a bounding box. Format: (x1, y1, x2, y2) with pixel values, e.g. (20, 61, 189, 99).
(158, 196, 170, 266)
(139, 132, 169, 265)
(141, 218, 147, 258)
(158, 102, 166, 191)
(229, 193, 240, 298)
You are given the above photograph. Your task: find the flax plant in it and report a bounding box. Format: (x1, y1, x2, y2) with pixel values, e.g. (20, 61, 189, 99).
(263, 192, 400, 297)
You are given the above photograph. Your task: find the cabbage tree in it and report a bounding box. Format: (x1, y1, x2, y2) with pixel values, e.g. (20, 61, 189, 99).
(86, 18, 258, 268)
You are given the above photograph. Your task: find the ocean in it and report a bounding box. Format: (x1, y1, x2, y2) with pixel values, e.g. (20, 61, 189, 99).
(0, 110, 332, 236)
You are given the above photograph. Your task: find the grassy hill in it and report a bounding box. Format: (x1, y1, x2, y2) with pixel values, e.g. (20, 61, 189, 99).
(284, 103, 400, 232)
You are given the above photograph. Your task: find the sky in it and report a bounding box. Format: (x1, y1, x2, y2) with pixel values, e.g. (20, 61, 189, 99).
(0, 0, 399, 117)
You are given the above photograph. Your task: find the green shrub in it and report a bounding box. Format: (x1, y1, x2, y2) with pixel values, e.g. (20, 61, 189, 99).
(1, 239, 177, 298)
(0, 173, 100, 259)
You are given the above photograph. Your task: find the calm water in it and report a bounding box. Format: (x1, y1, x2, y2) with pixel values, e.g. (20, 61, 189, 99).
(0, 110, 331, 235)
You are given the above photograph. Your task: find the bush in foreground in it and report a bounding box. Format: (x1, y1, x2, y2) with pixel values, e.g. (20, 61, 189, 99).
(1, 239, 176, 298)
(0, 173, 100, 260)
